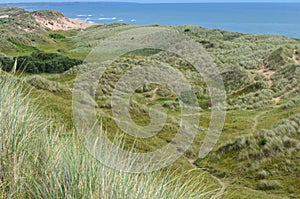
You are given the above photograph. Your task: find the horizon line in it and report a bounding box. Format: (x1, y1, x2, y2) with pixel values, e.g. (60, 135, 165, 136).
(2, 1, 300, 4)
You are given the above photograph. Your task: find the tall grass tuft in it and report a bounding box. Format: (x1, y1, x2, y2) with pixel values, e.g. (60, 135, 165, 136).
(0, 73, 211, 198)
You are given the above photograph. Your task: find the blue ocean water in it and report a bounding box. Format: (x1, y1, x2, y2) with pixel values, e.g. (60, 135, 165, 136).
(7, 2, 300, 38)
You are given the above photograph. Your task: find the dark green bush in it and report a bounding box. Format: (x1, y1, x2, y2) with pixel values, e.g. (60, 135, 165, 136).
(0, 51, 83, 74)
(257, 180, 281, 190)
(0, 56, 14, 71)
(258, 138, 268, 147)
(257, 170, 268, 180)
(49, 33, 66, 39)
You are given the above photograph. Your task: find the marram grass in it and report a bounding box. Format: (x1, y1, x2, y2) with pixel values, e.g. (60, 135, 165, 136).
(0, 74, 212, 199)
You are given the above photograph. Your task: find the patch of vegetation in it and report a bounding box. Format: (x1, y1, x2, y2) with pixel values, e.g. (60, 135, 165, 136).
(0, 7, 49, 53)
(257, 180, 282, 190)
(49, 33, 66, 39)
(7, 38, 38, 53)
(124, 48, 162, 57)
(264, 46, 294, 70)
(0, 51, 83, 73)
(33, 10, 65, 20)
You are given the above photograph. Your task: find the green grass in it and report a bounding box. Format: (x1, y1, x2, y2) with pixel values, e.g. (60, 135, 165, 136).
(123, 48, 162, 58)
(0, 73, 216, 199)
(196, 106, 300, 198)
(38, 30, 80, 55)
(7, 39, 39, 54)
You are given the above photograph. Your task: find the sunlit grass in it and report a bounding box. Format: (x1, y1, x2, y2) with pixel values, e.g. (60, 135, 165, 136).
(0, 73, 213, 198)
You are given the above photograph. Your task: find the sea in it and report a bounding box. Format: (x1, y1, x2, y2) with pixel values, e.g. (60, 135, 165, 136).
(3, 2, 300, 39)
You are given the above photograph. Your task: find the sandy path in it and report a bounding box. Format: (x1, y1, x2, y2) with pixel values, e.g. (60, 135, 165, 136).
(251, 111, 267, 134)
(187, 158, 227, 199)
(292, 49, 299, 64)
(151, 87, 159, 100)
(0, 15, 9, 19)
(272, 97, 281, 104)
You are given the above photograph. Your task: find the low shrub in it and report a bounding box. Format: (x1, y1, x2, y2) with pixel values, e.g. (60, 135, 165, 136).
(257, 170, 268, 180)
(0, 51, 83, 74)
(257, 180, 281, 190)
(49, 33, 66, 39)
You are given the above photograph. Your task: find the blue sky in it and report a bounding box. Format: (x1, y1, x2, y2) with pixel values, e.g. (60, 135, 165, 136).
(1, 0, 300, 3)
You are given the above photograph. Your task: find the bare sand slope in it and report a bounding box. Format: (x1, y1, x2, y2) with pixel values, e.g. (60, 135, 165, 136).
(0, 15, 9, 19)
(33, 11, 94, 31)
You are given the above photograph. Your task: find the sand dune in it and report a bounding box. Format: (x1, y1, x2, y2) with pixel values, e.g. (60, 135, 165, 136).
(33, 12, 94, 31)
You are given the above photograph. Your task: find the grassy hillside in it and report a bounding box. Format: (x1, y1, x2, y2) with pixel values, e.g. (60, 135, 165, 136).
(0, 7, 299, 198)
(0, 7, 50, 54)
(0, 73, 217, 198)
(0, 7, 88, 57)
